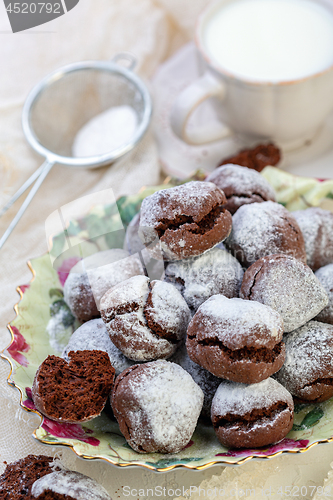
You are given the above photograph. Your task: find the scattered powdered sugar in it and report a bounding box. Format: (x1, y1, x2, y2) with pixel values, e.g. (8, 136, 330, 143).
(62, 318, 133, 375)
(211, 378, 293, 417)
(293, 207, 333, 271)
(275, 321, 333, 397)
(139, 181, 224, 228)
(72, 105, 138, 158)
(315, 264, 333, 323)
(226, 201, 302, 265)
(241, 256, 328, 332)
(31, 470, 111, 499)
(192, 295, 284, 349)
(125, 360, 204, 452)
(207, 164, 276, 200)
(164, 246, 244, 313)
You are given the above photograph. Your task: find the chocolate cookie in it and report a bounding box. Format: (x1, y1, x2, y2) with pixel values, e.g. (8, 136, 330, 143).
(138, 181, 232, 261)
(100, 275, 191, 361)
(225, 201, 306, 267)
(111, 360, 204, 453)
(32, 350, 115, 423)
(164, 246, 243, 314)
(240, 254, 328, 332)
(206, 164, 276, 214)
(275, 321, 333, 403)
(293, 207, 333, 271)
(171, 345, 220, 421)
(186, 295, 285, 383)
(63, 249, 144, 322)
(211, 378, 294, 449)
(315, 264, 333, 324)
(0, 455, 54, 500)
(31, 470, 111, 500)
(62, 318, 134, 376)
(0, 455, 112, 500)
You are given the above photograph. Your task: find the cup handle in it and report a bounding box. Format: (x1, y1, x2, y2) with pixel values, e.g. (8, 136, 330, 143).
(170, 72, 231, 145)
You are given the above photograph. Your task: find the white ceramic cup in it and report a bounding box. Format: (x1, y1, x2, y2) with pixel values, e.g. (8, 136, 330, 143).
(170, 0, 333, 149)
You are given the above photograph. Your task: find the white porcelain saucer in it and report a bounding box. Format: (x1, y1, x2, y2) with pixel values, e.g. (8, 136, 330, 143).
(151, 43, 333, 180)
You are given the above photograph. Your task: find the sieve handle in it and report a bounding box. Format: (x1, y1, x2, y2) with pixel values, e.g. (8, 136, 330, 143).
(0, 163, 47, 218)
(0, 160, 54, 250)
(112, 52, 137, 71)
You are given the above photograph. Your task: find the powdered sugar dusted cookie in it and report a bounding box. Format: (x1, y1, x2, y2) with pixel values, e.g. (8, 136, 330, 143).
(225, 201, 306, 267)
(240, 254, 328, 332)
(315, 264, 333, 324)
(138, 181, 232, 261)
(211, 378, 294, 448)
(100, 275, 191, 361)
(64, 249, 144, 322)
(186, 295, 285, 383)
(275, 321, 333, 403)
(111, 360, 204, 453)
(164, 246, 243, 314)
(206, 164, 276, 214)
(32, 351, 115, 423)
(293, 207, 333, 271)
(31, 470, 111, 500)
(62, 318, 133, 375)
(171, 345, 220, 421)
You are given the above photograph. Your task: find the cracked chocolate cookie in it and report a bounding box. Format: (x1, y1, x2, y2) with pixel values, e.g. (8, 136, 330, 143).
(32, 350, 115, 423)
(64, 249, 144, 322)
(275, 321, 333, 403)
(111, 360, 204, 453)
(164, 246, 243, 314)
(62, 318, 134, 376)
(225, 201, 306, 267)
(315, 264, 333, 324)
(211, 378, 294, 449)
(206, 164, 276, 214)
(293, 207, 333, 271)
(138, 181, 232, 261)
(240, 254, 328, 332)
(100, 275, 191, 361)
(186, 295, 285, 383)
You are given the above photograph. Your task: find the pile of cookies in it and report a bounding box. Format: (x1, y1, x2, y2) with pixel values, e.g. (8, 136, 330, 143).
(31, 164, 333, 453)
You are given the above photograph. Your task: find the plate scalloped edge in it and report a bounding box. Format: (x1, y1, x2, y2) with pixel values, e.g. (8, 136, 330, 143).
(3, 260, 333, 472)
(3, 169, 333, 472)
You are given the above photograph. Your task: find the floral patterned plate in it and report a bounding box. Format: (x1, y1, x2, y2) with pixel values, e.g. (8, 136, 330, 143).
(3, 168, 333, 472)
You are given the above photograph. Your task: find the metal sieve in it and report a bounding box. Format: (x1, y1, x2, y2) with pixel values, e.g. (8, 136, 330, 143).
(0, 53, 152, 249)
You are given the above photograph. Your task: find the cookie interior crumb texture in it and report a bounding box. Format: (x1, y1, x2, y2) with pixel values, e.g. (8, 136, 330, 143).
(32, 351, 115, 423)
